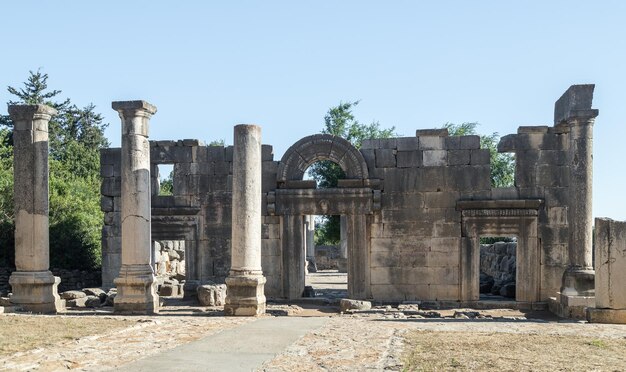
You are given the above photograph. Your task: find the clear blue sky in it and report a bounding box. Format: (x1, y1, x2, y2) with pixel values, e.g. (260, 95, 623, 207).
(1, 1, 625, 220)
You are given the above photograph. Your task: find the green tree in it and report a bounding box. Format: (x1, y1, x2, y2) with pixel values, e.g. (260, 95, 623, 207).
(443, 122, 515, 188)
(310, 101, 396, 245)
(0, 70, 108, 270)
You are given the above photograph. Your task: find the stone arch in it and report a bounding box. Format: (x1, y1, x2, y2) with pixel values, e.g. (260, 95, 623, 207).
(277, 134, 369, 182)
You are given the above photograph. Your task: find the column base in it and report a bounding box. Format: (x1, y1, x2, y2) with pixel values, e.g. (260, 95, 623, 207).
(549, 292, 595, 320)
(587, 308, 626, 324)
(224, 271, 266, 316)
(560, 267, 595, 296)
(9, 271, 65, 313)
(114, 264, 159, 314)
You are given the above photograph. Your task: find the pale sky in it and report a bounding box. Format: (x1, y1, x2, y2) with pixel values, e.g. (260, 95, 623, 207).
(1, 1, 625, 220)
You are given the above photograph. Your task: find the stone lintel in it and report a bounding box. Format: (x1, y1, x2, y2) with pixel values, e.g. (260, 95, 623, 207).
(456, 199, 543, 211)
(416, 128, 449, 137)
(112, 100, 157, 115)
(554, 84, 595, 125)
(8, 104, 57, 122)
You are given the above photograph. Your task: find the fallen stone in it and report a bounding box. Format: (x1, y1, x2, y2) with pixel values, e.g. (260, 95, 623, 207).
(500, 283, 516, 298)
(85, 296, 103, 308)
(67, 296, 93, 308)
(104, 292, 116, 307)
(340, 299, 372, 312)
(60, 290, 87, 300)
(83, 288, 107, 301)
(197, 284, 227, 306)
(454, 310, 481, 319)
(159, 284, 179, 297)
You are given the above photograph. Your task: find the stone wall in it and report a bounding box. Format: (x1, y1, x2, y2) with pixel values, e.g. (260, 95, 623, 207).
(314, 245, 347, 271)
(100, 86, 591, 303)
(153, 240, 185, 281)
(498, 126, 570, 299)
(364, 130, 491, 301)
(0, 267, 101, 295)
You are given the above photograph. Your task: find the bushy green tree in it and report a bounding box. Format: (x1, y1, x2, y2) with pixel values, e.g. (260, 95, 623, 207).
(310, 101, 396, 245)
(443, 122, 515, 188)
(0, 70, 108, 270)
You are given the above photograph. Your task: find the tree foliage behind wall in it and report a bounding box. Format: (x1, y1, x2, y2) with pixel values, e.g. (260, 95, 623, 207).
(0, 70, 108, 269)
(310, 101, 396, 245)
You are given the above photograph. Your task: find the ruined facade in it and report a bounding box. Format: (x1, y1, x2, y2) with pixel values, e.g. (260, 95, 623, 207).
(99, 85, 599, 308)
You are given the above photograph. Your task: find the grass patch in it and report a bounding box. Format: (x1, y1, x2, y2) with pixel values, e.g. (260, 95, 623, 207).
(0, 315, 132, 356)
(402, 330, 626, 371)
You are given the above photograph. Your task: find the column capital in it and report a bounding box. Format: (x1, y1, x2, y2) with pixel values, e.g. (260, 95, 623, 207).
(112, 100, 157, 116)
(8, 104, 57, 123)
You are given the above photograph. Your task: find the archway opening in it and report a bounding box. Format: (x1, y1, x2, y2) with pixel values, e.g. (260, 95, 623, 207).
(301, 161, 348, 299)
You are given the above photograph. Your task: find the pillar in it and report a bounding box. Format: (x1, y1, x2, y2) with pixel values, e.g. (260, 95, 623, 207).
(304, 215, 315, 258)
(224, 124, 266, 316)
(112, 100, 159, 314)
(8, 104, 64, 313)
(560, 108, 598, 297)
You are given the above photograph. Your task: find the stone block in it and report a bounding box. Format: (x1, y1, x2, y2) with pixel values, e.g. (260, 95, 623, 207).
(100, 148, 121, 165)
(396, 137, 419, 151)
(197, 284, 227, 306)
(594, 218, 626, 309)
(381, 192, 424, 210)
(101, 177, 121, 197)
(224, 146, 234, 161)
(416, 129, 448, 137)
(542, 244, 568, 266)
(422, 150, 447, 166)
(371, 250, 427, 268)
(459, 135, 480, 149)
(554, 84, 595, 124)
(207, 146, 225, 162)
(361, 139, 378, 149)
(547, 207, 567, 225)
(375, 149, 396, 168)
(340, 299, 372, 312)
(261, 145, 274, 161)
(430, 237, 461, 253)
(490, 187, 518, 200)
(429, 284, 460, 300)
(444, 136, 461, 150)
(383, 221, 434, 237)
(445, 166, 490, 191)
(537, 165, 569, 187)
(447, 150, 470, 166)
(539, 150, 567, 166)
(470, 149, 490, 165)
(100, 164, 114, 178)
(423, 191, 459, 208)
(587, 308, 626, 324)
(544, 187, 568, 207)
(379, 138, 397, 149)
(370, 237, 430, 253)
(433, 221, 461, 237)
(101, 196, 114, 212)
(418, 136, 444, 150)
(396, 150, 421, 168)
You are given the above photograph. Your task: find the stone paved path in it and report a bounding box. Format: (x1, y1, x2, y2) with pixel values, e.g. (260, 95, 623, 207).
(118, 316, 329, 372)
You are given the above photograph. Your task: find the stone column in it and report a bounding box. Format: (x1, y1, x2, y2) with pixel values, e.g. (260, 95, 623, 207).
(560, 108, 598, 297)
(8, 104, 64, 313)
(112, 101, 159, 314)
(224, 124, 266, 316)
(304, 215, 315, 258)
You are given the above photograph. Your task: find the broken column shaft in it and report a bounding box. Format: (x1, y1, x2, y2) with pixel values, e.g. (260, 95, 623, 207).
(112, 100, 159, 314)
(8, 104, 64, 313)
(224, 124, 266, 316)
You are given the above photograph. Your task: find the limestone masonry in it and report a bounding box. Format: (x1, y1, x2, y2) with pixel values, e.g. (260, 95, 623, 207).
(93, 83, 626, 321)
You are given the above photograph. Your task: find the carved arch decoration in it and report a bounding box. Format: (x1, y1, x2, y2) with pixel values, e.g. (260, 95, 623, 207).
(277, 134, 369, 182)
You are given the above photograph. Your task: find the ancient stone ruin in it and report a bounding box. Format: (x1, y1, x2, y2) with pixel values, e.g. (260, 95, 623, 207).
(3, 84, 626, 323)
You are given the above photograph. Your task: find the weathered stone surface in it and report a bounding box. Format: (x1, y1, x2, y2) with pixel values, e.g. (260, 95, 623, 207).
(198, 284, 227, 306)
(60, 290, 86, 300)
(594, 218, 626, 310)
(340, 299, 372, 312)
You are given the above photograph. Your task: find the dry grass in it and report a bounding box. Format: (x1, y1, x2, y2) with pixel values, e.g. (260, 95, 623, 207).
(0, 315, 132, 356)
(402, 330, 626, 371)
